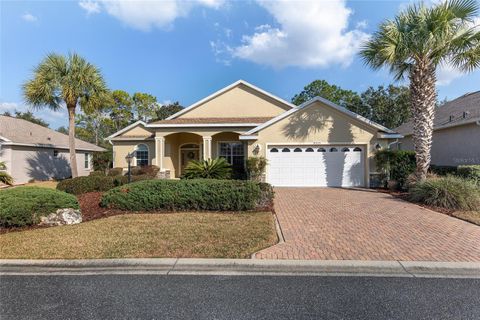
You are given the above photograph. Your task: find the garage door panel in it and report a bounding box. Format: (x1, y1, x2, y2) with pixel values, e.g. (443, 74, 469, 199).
(267, 145, 364, 187)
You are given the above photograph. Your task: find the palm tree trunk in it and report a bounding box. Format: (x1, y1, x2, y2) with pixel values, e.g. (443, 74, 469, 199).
(409, 62, 437, 181)
(68, 106, 79, 178)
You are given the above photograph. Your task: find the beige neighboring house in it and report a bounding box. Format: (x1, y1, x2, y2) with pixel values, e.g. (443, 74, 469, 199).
(395, 91, 480, 166)
(0, 115, 105, 184)
(107, 80, 402, 187)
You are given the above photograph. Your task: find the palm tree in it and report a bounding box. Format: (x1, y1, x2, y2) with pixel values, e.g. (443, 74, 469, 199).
(0, 161, 14, 185)
(23, 53, 109, 177)
(359, 0, 480, 181)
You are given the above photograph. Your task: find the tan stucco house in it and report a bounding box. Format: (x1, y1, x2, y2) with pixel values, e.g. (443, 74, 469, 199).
(0, 115, 105, 184)
(395, 91, 480, 166)
(107, 80, 402, 187)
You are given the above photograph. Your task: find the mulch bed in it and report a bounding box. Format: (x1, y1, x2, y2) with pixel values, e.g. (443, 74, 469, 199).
(77, 192, 125, 221)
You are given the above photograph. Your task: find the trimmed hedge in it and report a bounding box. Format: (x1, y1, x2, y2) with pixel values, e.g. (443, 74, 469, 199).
(375, 150, 416, 189)
(408, 176, 480, 211)
(57, 175, 151, 195)
(0, 187, 79, 227)
(130, 165, 160, 177)
(107, 167, 124, 176)
(101, 179, 271, 212)
(429, 165, 458, 176)
(457, 165, 480, 184)
(89, 171, 106, 177)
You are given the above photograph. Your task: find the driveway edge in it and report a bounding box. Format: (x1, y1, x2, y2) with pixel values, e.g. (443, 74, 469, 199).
(1, 259, 479, 278)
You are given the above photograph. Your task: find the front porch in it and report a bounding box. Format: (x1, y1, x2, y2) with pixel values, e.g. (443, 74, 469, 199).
(154, 131, 247, 178)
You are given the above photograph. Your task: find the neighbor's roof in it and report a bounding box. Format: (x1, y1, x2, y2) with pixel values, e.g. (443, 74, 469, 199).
(149, 117, 273, 125)
(396, 91, 480, 135)
(0, 116, 105, 152)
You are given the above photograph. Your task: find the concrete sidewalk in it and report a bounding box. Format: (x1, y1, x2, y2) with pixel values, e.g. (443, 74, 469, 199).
(1, 258, 480, 278)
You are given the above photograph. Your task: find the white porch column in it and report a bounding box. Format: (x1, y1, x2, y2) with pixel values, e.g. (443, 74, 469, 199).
(202, 136, 212, 160)
(155, 136, 165, 169)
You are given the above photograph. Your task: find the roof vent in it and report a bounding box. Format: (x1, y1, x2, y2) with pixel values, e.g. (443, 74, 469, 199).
(463, 111, 470, 119)
(449, 115, 454, 122)
(29, 132, 32, 136)
(47, 137, 51, 141)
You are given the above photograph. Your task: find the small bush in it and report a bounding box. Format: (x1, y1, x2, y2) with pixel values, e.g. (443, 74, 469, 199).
(408, 176, 480, 211)
(257, 182, 274, 210)
(0, 187, 79, 227)
(89, 171, 106, 177)
(246, 157, 267, 182)
(457, 165, 480, 184)
(101, 179, 267, 212)
(375, 150, 416, 189)
(57, 175, 152, 195)
(429, 165, 458, 176)
(182, 158, 232, 179)
(107, 167, 124, 176)
(130, 165, 160, 177)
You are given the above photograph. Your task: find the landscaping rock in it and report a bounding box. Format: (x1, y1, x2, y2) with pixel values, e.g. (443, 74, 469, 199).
(39, 208, 82, 226)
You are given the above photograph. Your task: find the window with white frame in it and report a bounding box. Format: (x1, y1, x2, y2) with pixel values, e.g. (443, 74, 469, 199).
(219, 142, 244, 173)
(84, 153, 90, 169)
(135, 144, 149, 166)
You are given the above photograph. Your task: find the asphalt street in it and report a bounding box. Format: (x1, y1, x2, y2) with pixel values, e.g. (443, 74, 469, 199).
(1, 274, 479, 319)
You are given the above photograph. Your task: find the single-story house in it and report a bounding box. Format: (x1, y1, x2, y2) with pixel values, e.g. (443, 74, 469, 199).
(395, 91, 480, 166)
(107, 80, 402, 187)
(0, 115, 105, 184)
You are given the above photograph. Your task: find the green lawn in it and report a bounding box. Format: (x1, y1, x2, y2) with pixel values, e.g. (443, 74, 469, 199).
(0, 212, 277, 259)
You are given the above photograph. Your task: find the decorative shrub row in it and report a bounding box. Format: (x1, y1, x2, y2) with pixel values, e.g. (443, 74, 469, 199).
(457, 165, 480, 184)
(374, 150, 416, 189)
(408, 176, 480, 211)
(101, 179, 272, 212)
(0, 187, 79, 227)
(57, 175, 151, 195)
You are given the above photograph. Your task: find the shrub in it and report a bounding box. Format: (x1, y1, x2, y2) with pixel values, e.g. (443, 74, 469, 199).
(57, 175, 152, 195)
(429, 165, 458, 176)
(375, 150, 416, 189)
(101, 179, 265, 212)
(107, 167, 124, 176)
(257, 182, 274, 210)
(408, 176, 480, 211)
(182, 158, 232, 179)
(457, 165, 480, 184)
(0, 187, 79, 227)
(0, 161, 14, 185)
(246, 157, 267, 182)
(130, 165, 160, 177)
(89, 171, 106, 177)
(93, 150, 112, 172)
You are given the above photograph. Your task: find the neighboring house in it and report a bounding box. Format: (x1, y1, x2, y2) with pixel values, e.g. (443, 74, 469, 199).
(395, 91, 480, 166)
(107, 80, 402, 187)
(0, 115, 105, 184)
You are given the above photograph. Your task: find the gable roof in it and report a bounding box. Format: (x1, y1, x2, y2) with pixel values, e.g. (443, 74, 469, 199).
(0, 116, 105, 152)
(396, 91, 480, 135)
(243, 96, 397, 136)
(166, 80, 296, 120)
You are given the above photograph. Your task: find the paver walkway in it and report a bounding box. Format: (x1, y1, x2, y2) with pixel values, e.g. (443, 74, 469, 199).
(255, 188, 480, 261)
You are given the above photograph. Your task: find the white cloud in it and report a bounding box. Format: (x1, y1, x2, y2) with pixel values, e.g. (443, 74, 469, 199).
(78, 0, 224, 31)
(79, 1, 101, 15)
(0, 102, 67, 127)
(230, 0, 370, 68)
(21, 13, 37, 22)
(0, 102, 21, 114)
(436, 64, 463, 86)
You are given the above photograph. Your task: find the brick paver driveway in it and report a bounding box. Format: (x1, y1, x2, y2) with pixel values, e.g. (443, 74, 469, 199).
(255, 188, 480, 261)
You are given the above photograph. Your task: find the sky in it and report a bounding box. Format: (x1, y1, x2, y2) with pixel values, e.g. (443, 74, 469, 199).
(1, 0, 479, 130)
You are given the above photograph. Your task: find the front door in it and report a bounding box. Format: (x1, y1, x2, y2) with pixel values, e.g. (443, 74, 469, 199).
(180, 146, 200, 175)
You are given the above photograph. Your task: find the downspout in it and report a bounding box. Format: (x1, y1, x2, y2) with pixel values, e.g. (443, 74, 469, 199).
(388, 139, 399, 149)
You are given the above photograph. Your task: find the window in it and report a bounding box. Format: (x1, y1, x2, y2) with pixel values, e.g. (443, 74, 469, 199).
(330, 147, 338, 152)
(84, 153, 90, 169)
(305, 148, 314, 152)
(53, 150, 59, 158)
(317, 148, 326, 152)
(341, 147, 350, 152)
(353, 147, 362, 152)
(135, 144, 149, 166)
(293, 148, 302, 152)
(219, 142, 245, 173)
(282, 148, 290, 152)
(270, 148, 279, 152)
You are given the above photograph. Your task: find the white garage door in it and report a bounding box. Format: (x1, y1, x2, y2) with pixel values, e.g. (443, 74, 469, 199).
(266, 145, 365, 187)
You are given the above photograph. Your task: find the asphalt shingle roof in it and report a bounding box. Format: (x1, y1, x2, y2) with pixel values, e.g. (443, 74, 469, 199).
(0, 115, 105, 152)
(396, 91, 480, 135)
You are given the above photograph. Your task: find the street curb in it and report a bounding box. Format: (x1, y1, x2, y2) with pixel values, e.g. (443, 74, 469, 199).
(1, 259, 479, 278)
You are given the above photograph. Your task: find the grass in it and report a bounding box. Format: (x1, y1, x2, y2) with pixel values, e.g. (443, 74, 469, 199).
(0, 212, 277, 259)
(22, 180, 59, 189)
